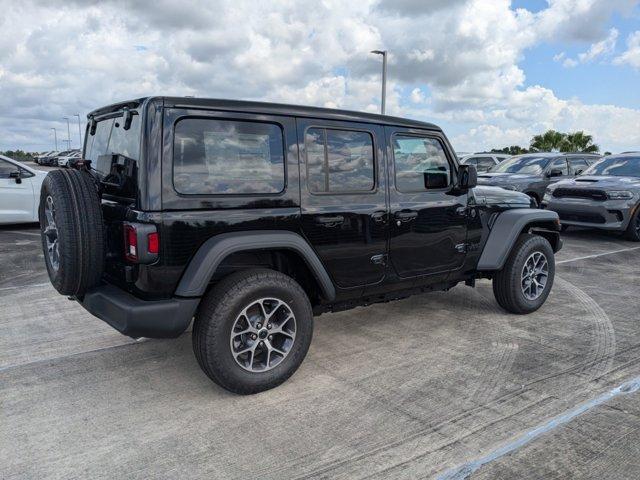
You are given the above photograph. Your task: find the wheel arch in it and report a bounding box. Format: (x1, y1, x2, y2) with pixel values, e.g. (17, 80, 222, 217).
(174, 230, 336, 302)
(477, 208, 561, 271)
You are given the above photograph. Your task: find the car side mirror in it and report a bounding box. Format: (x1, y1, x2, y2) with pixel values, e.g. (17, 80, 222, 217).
(575, 169, 584, 175)
(457, 164, 477, 190)
(547, 168, 563, 178)
(9, 171, 22, 184)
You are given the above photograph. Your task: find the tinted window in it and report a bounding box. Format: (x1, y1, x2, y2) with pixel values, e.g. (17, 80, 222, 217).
(569, 158, 589, 174)
(583, 156, 640, 177)
(491, 155, 550, 174)
(173, 118, 285, 195)
(305, 128, 374, 193)
(85, 119, 113, 166)
(476, 157, 496, 172)
(548, 158, 569, 175)
(0, 159, 18, 177)
(393, 135, 451, 192)
(107, 115, 141, 160)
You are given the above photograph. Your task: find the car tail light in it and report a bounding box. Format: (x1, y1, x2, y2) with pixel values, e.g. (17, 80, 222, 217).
(147, 232, 159, 254)
(123, 223, 159, 263)
(124, 224, 138, 262)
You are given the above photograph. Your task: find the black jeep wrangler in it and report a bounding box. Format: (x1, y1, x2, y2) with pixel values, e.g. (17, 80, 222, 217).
(39, 97, 562, 394)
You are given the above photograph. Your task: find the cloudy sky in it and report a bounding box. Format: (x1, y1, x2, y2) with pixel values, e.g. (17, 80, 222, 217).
(1, 0, 639, 153)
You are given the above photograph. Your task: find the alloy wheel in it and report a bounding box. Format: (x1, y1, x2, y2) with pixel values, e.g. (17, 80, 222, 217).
(521, 251, 548, 301)
(43, 195, 60, 272)
(230, 298, 296, 372)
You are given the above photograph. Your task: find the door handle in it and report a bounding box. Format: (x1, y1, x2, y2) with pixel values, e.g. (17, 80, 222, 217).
(316, 215, 344, 226)
(394, 211, 418, 220)
(371, 211, 387, 223)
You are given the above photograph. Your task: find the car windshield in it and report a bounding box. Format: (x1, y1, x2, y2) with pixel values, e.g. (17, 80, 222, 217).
(490, 155, 550, 174)
(582, 156, 640, 177)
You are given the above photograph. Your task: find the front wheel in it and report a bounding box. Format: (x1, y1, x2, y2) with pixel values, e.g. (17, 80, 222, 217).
(192, 269, 314, 395)
(492, 234, 555, 314)
(624, 207, 640, 242)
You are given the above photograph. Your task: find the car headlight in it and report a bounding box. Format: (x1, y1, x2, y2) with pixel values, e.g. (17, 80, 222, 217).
(607, 190, 634, 200)
(543, 189, 552, 202)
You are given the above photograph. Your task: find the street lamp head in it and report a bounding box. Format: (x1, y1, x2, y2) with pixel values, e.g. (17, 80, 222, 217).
(371, 50, 386, 55)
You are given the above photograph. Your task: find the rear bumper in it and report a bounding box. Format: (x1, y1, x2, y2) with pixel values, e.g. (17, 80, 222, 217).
(80, 285, 199, 339)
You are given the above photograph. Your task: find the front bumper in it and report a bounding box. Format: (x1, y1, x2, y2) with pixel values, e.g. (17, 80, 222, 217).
(542, 197, 636, 231)
(80, 285, 200, 339)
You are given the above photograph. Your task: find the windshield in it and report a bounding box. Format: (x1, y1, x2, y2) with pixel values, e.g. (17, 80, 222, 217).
(582, 156, 640, 177)
(490, 155, 550, 174)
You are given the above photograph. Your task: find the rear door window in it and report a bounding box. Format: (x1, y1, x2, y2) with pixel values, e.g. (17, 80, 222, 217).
(173, 118, 285, 195)
(305, 128, 375, 193)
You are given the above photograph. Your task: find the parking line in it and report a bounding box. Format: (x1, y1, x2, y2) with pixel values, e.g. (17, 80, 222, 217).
(0, 282, 50, 292)
(438, 376, 640, 480)
(2, 230, 41, 237)
(557, 246, 640, 265)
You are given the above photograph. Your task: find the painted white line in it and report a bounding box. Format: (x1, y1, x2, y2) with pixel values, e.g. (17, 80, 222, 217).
(557, 246, 640, 265)
(2, 230, 41, 237)
(0, 282, 50, 292)
(438, 376, 640, 480)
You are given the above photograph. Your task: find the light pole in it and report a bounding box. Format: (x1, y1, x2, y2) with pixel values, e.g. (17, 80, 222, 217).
(51, 128, 58, 151)
(63, 117, 71, 150)
(371, 50, 387, 115)
(74, 114, 82, 149)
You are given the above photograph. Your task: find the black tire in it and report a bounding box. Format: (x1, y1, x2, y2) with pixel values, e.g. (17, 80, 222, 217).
(492, 234, 555, 314)
(39, 169, 104, 296)
(193, 269, 314, 395)
(624, 207, 640, 242)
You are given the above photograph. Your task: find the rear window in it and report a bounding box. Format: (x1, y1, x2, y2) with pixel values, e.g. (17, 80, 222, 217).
(305, 127, 375, 193)
(85, 114, 141, 175)
(173, 118, 285, 195)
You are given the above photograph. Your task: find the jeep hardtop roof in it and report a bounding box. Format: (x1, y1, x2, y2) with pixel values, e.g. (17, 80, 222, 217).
(87, 96, 441, 131)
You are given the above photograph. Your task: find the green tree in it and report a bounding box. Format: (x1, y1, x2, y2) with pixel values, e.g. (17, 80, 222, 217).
(492, 146, 529, 155)
(530, 130, 565, 152)
(560, 131, 599, 153)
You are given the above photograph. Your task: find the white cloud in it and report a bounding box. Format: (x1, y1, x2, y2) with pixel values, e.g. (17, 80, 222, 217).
(614, 30, 640, 68)
(559, 27, 619, 67)
(0, 0, 638, 153)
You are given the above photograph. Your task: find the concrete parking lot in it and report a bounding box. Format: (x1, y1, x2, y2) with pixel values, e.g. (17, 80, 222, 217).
(2, 225, 640, 479)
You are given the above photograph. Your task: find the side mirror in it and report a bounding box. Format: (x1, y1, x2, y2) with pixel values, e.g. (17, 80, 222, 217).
(547, 168, 563, 178)
(458, 164, 477, 190)
(575, 169, 584, 175)
(9, 171, 22, 184)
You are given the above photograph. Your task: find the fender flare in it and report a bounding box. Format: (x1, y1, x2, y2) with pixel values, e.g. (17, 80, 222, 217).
(174, 230, 336, 300)
(477, 208, 560, 271)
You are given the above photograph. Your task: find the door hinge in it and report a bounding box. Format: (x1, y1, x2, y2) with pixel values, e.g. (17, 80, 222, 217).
(371, 254, 388, 265)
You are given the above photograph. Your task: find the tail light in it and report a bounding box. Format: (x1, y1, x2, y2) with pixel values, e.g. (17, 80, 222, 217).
(123, 223, 159, 264)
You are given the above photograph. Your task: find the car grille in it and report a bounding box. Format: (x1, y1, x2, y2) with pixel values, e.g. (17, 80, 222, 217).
(557, 211, 606, 224)
(552, 188, 607, 201)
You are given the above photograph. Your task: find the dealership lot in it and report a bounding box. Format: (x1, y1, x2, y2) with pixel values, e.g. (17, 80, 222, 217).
(2, 226, 640, 479)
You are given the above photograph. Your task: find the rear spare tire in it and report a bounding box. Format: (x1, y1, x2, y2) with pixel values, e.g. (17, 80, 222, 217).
(39, 169, 104, 296)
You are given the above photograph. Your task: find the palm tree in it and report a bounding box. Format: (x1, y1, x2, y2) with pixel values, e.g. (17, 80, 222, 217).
(560, 131, 599, 153)
(530, 130, 565, 152)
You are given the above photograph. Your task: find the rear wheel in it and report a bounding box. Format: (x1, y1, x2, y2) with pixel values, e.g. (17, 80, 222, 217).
(192, 269, 313, 394)
(493, 234, 555, 314)
(624, 207, 640, 242)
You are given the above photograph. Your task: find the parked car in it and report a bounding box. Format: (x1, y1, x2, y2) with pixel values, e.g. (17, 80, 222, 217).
(39, 97, 562, 394)
(56, 150, 82, 168)
(0, 155, 47, 224)
(36, 151, 58, 166)
(35, 151, 57, 165)
(477, 153, 600, 206)
(39, 151, 66, 166)
(542, 153, 640, 241)
(459, 153, 511, 172)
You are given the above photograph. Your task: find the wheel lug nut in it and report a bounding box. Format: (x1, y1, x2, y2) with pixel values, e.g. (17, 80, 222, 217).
(251, 334, 257, 340)
(268, 335, 273, 341)
(267, 323, 272, 329)
(257, 323, 262, 329)
(259, 341, 264, 346)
